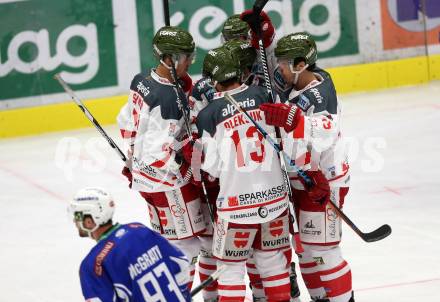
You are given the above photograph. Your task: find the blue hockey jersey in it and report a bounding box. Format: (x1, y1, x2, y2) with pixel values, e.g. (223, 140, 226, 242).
(79, 223, 191, 302)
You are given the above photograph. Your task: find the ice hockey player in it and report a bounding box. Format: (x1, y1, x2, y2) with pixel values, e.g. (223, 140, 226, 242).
(221, 14, 250, 42)
(117, 26, 213, 292)
(238, 10, 302, 300)
(70, 187, 191, 301)
(186, 46, 292, 302)
(259, 32, 354, 302)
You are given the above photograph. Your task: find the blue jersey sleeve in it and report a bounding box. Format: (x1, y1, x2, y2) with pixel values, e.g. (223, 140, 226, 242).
(79, 259, 114, 302)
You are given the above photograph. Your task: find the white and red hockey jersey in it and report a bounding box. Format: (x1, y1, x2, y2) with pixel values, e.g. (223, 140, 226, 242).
(196, 84, 289, 224)
(281, 67, 350, 189)
(117, 70, 191, 193)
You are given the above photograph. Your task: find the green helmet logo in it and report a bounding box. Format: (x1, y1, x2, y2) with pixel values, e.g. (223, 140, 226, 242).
(223, 39, 257, 72)
(275, 32, 317, 66)
(203, 46, 241, 83)
(153, 26, 195, 59)
(222, 14, 249, 41)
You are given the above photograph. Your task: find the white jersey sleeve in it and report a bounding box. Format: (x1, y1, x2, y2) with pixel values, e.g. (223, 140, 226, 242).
(117, 71, 191, 193)
(283, 67, 350, 188)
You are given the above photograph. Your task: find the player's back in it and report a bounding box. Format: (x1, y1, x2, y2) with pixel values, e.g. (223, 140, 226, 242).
(80, 223, 190, 302)
(197, 84, 288, 225)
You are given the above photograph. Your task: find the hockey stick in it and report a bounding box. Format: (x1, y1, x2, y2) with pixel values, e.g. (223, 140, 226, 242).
(224, 93, 303, 253)
(163, 0, 170, 26)
(190, 265, 226, 298)
(161, 0, 214, 224)
(54, 74, 127, 162)
(224, 93, 392, 243)
(242, 0, 305, 253)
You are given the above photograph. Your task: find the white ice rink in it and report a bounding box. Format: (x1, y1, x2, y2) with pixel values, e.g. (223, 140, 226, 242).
(1, 83, 440, 302)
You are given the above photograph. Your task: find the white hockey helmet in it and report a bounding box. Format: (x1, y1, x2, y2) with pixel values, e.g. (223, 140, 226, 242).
(69, 187, 115, 234)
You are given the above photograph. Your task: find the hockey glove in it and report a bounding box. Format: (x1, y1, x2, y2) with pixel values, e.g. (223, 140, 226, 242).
(260, 103, 301, 133)
(181, 134, 204, 164)
(240, 10, 275, 48)
(299, 170, 330, 205)
(121, 166, 133, 188)
(178, 72, 193, 95)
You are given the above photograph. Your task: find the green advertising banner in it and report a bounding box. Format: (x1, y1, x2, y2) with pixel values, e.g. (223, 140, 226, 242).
(135, 0, 359, 74)
(0, 0, 117, 100)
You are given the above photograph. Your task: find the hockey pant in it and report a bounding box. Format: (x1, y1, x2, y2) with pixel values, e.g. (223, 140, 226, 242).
(213, 211, 291, 302)
(293, 187, 353, 302)
(140, 182, 208, 289)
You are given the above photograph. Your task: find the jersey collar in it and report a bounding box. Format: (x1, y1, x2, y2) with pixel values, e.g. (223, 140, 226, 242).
(151, 69, 175, 86)
(288, 72, 324, 100)
(212, 84, 248, 100)
(98, 223, 121, 242)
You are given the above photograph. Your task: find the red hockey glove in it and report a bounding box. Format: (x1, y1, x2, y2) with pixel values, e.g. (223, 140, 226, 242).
(181, 134, 204, 164)
(299, 170, 330, 205)
(178, 72, 193, 95)
(121, 166, 133, 188)
(179, 161, 204, 187)
(260, 103, 301, 133)
(240, 9, 275, 48)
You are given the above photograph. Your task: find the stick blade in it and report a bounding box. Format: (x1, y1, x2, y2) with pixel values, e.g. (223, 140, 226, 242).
(361, 224, 392, 242)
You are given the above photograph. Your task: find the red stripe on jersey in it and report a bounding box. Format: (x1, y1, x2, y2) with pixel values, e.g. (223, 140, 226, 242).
(150, 148, 172, 168)
(120, 129, 137, 138)
(218, 193, 287, 212)
(293, 115, 305, 139)
(133, 170, 174, 187)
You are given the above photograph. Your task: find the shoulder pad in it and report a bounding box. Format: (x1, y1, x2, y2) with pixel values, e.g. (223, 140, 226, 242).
(130, 73, 151, 99)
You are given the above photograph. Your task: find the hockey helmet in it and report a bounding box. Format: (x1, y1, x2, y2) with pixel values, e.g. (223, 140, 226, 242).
(223, 39, 257, 72)
(222, 14, 250, 41)
(203, 46, 241, 83)
(69, 187, 115, 234)
(275, 32, 317, 66)
(153, 26, 195, 60)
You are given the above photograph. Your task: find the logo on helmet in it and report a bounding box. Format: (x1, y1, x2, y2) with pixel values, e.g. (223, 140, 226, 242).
(160, 30, 177, 36)
(291, 34, 309, 40)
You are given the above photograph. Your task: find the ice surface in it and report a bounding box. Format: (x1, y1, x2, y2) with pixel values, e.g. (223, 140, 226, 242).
(1, 83, 439, 301)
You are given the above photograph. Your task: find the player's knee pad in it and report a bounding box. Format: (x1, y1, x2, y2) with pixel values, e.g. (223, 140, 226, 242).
(299, 245, 352, 302)
(253, 250, 290, 301)
(217, 261, 247, 301)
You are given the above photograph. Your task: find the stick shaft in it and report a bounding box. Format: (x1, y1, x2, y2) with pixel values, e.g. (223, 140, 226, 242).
(54, 74, 127, 162)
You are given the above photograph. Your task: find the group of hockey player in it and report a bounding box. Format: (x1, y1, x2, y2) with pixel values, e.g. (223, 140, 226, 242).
(70, 7, 354, 302)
